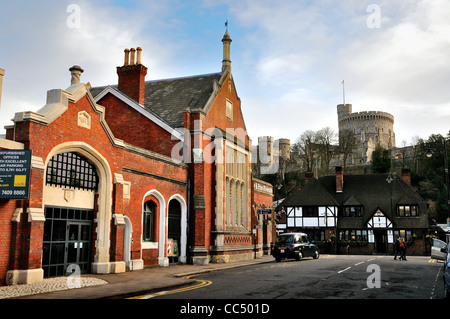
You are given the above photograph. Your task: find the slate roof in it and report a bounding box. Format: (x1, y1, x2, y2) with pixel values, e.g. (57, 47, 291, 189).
(89, 72, 222, 128)
(281, 173, 429, 229)
(282, 178, 338, 207)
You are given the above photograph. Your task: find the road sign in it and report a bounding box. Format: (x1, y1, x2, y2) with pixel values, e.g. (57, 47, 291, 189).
(257, 208, 272, 215)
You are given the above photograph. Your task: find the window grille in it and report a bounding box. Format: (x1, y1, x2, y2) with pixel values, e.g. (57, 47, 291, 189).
(46, 152, 98, 190)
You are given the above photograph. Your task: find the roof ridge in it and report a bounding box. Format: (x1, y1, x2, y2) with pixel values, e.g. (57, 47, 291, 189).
(145, 72, 222, 84)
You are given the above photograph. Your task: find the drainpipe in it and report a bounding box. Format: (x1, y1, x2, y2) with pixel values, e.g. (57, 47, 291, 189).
(186, 177, 191, 263)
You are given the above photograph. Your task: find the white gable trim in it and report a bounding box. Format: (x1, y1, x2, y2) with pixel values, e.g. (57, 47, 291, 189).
(367, 209, 392, 229)
(94, 86, 183, 142)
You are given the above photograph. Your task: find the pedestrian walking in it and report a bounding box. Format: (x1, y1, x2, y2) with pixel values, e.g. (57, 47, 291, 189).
(400, 237, 407, 261)
(394, 236, 401, 260)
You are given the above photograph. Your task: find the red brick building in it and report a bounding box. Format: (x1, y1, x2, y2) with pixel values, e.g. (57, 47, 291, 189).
(252, 179, 276, 256)
(0, 31, 272, 285)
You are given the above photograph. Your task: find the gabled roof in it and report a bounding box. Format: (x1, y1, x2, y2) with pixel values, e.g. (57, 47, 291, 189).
(281, 173, 429, 229)
(343, 195, 362, 206)
(90, 72, 222, 128)
(93, 85, 184, 141)
(281, 178, 339, 207)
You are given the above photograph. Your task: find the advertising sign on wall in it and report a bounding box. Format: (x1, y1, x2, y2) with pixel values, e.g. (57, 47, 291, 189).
(0, 150, 32, 199)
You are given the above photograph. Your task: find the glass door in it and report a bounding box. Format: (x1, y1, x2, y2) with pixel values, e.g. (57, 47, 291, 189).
(43, 206, 93, 277)
(67, 221, 92, 275)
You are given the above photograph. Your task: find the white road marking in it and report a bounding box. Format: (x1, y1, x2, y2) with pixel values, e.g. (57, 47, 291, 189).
(338, 267, 351, 274)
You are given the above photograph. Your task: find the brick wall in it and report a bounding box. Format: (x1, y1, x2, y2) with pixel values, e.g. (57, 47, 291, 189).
(0, 88, 188, 284)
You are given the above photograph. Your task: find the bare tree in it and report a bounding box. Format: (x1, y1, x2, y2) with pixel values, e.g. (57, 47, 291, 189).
(338, 129, 357, 170)
(316, 127, 337, 175)
(293, 130, 319, 173)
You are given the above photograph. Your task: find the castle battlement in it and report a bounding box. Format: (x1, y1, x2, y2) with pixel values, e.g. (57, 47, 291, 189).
(337, 104, 395, 163)
(339, 110, 394, 124)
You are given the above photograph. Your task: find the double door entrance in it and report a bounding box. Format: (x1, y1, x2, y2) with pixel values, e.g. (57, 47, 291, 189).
(42, 206, 93, 278)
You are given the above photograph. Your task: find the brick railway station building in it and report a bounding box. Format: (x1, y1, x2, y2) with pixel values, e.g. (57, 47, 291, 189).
(0, 31, 274, 285)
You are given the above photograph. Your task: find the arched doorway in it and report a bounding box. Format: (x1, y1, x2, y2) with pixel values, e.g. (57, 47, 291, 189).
(168, 200, 181, 263)
(43, 142, 113, 275)
(42, 152, 98, 277)
(168, 195, 187, 263)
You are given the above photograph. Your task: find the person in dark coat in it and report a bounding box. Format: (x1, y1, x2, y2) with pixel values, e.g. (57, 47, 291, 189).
(394, 236, 401, 260)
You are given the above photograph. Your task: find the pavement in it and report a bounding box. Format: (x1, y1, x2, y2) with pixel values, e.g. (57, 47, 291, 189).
(4, 255, 275, 299)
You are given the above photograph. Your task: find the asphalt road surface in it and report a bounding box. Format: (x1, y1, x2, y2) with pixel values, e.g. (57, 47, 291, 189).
(138, 254, 445, 300)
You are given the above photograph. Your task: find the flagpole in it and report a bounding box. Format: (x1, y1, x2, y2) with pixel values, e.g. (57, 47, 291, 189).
(342, 80, 345, 105)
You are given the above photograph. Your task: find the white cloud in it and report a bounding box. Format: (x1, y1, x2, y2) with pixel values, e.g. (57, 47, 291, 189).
(230, 0, 450, 145)
(0, 0, 449, 148)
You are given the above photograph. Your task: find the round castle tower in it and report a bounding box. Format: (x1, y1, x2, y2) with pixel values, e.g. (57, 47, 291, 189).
(337, 104, 395, 163)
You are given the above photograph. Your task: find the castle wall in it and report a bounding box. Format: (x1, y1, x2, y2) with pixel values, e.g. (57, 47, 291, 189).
(337, 104, 395, 163)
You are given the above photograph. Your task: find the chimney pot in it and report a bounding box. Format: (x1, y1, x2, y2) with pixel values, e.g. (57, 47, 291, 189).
(117, 47, 147, 105)
(124, 49, 130, 66)
(69, 65, 84, 85)
(130, 48, 136, 65)
(335, 166, 343, 193)
(136, 47, 142, 65)
(402, 168, 411, 187)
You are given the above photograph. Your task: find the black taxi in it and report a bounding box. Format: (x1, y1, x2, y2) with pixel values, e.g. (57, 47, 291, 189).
(272, 232, 319, 262)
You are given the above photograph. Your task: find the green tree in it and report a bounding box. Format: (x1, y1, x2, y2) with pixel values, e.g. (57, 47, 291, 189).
(371, 145, 391, 173)
(411, 133, 450, 223)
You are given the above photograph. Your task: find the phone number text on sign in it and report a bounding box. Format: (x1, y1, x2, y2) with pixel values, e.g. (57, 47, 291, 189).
(0, 150, 32, 199)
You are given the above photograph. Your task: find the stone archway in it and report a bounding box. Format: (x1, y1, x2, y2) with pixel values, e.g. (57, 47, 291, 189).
(168, 194, 188, 263)
(142, 189, 167, 266)
(44, 141, 114, 274)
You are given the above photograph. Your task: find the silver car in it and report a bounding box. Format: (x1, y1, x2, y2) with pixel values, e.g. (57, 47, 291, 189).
(431, 238, 450, 299)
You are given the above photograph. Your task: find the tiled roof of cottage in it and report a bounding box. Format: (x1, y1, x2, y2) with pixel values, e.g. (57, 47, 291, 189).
(281, 173, 429, 229)
(89, 72, 222, 128)
(281, 178, 339, 207)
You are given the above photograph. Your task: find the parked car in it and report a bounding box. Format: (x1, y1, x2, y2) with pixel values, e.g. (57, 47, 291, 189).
(272, 232, 319, 262)
(430, 238, 450, 299)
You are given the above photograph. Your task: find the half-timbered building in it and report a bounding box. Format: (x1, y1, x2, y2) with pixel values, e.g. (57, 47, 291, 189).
(279, 167, 430, 255)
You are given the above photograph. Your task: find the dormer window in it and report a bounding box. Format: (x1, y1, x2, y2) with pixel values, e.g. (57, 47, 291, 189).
(342, 206, 363, 217)
(397, 205, 418, 217)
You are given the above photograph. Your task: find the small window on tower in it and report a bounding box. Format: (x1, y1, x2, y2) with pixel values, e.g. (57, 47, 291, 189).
(226, 99, 233, 121)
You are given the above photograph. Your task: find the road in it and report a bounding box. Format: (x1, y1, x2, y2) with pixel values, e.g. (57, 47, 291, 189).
(134, 254, 445, 300)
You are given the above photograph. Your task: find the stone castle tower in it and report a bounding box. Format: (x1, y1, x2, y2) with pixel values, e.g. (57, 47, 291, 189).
(253, 137, 290, 177)
(337, 104, 395, 163)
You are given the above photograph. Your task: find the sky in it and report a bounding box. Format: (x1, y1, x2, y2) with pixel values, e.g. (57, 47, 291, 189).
(0, 0, 449, 147)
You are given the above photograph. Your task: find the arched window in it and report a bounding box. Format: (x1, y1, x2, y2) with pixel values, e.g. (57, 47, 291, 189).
(46, 152, 98, 190)
(226, 178, 231, 224)
(143, 201, 156, 242)
(239, 183, 244, 226)
(225, 146, 248, 228)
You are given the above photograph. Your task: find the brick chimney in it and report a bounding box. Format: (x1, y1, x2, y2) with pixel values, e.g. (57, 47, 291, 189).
(305, 172, 314, 184)
(335, 166, 343, 193)
(117, 47, 147, 105)
(402, 168, 411, 187)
